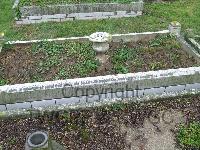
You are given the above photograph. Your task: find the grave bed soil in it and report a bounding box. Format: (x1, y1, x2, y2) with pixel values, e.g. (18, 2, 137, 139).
(0, 93, 199, 149)
(0, 35, 198, 85)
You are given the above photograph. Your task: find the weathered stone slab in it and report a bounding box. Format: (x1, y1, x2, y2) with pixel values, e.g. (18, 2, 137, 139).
(165, 85, 186, 93)
(56, 97, 82, 105)
(102, 12, 115, 16)
(185, 83, 200, 91)
(60, 18, 74, 22)
(31, 100, 56, 108)
(6, 102, 31, 110)
(28, 16, 42, 20)
(144, 87, 165, 96)
(0, 105, 6, 111)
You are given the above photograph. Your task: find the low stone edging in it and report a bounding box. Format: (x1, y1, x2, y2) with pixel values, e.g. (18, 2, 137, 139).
(6, 30, 169, 45)
(184, 37, 200, 54)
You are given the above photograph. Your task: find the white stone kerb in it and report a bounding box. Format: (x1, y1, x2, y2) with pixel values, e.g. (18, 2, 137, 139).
(0, 67, 199, 94)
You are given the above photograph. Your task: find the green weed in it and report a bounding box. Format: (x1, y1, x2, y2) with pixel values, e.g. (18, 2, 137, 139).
(0, 78, 8, 86)
(113, 64, 129, 74)
(149, 62, 165, 70)
(80, 128, 90, 143)
(111, 102, 127, 111)
(75, 59, 99, 77)
(177, 122, 200, 149)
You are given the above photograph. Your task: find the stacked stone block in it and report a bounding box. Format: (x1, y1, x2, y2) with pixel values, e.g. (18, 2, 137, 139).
(14, 1, 144, 24)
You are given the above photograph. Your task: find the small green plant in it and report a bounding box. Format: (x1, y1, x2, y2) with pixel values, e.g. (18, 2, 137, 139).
(113, 64, 129, 74)
(32, 41, 64, 56)
(55, 68, 69, 80)
(76, 59, 99, 77)
(149, 62, 165, 70)
(80, 128, 90, 143)
(111, 46, 136, 74)
(15, 7, 22, 20)
(2, 43, 13, 50)
(177, 122, 200, 149)
(112, 46, 132, 63)
(30, 75, 44, 82)
(8, 137, 17, 145)
(0, 78, 8, 86)
(111, 102, 127, 111)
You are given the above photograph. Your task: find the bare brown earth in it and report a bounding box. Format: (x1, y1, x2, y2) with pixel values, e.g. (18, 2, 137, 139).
(0, 94, 199, 149)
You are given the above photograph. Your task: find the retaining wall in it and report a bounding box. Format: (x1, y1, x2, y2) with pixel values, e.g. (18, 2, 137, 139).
(0, 67, 199, 104)
(13, 1, 143, 24)
(0, 89, 199, 118)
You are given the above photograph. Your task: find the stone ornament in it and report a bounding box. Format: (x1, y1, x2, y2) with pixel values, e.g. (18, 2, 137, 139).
(89, 32, 112, 53)
(89, 32, 111, 43)
(89, 32, 112, 64)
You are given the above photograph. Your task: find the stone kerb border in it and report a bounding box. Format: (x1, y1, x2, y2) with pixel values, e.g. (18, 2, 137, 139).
(6, 30, 169, 45)
(13, 0, 144, 24)
(185, 37, 200, 54)
(178, 37, 200, 63)
(0, 67, 200, 104)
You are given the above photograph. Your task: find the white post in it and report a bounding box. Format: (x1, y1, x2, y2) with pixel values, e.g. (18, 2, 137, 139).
(0, 32, 5, 53)
(169, 21, 181, 37)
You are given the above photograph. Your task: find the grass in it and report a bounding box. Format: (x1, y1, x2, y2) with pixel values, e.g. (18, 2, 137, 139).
(19, 0, 137, 6)
(177, 122, 200, 149)
(0, 0, 200, 41)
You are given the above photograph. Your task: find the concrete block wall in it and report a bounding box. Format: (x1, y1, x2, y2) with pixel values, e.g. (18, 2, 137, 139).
(14, 1, 144, 24)
(0, 67, 199, 105)
(0, 83, 200, 111)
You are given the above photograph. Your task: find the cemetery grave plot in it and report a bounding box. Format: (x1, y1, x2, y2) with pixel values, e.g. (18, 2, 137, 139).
(0, 93, 199, 149)
(0, 34, 198, 85)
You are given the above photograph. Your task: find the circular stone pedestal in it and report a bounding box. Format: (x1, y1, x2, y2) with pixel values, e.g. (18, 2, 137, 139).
(92, 42, 109, 53)
(96, 53, 109, 64)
